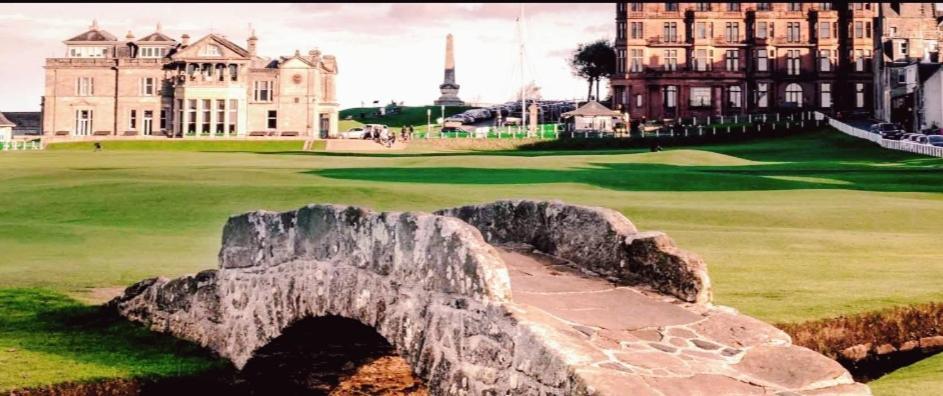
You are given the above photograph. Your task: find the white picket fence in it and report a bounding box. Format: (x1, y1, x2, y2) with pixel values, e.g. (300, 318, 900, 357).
(815, 112, 943, 158)
(1, 140, 42, 151)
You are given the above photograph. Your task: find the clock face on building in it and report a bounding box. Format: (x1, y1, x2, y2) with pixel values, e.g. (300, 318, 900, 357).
(292, 74, 303, 84)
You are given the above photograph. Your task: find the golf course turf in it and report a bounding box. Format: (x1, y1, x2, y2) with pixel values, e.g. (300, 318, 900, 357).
(1, 127, 941, 393)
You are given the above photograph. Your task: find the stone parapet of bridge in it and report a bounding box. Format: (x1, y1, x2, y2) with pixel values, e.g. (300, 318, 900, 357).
(111, 200, 869, 395)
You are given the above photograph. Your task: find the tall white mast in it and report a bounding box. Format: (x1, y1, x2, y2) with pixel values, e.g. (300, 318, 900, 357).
(519, 3, 526, 131)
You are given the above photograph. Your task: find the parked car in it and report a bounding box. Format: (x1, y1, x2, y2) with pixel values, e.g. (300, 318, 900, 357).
(927, 135, 943, 147)
(875, 123, 904, 140)
(340, 127, 365, 139)
(870, 122, 896, 134)
(913, 135, 930, 145)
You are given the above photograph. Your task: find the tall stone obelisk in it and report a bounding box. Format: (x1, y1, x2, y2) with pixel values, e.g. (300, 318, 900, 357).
(435, 33, 465, 106)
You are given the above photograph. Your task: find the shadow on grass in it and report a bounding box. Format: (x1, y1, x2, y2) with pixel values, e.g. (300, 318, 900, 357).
(0, 288, 225, 387)
(309, 161, 943, 193)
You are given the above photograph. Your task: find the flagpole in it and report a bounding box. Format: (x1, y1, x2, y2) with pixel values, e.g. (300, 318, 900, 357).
(519, 3, 526, 134)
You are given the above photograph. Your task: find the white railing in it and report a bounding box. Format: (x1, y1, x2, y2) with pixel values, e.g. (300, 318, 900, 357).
(1, 140, 42, 151)
(815, 111, 943, 158)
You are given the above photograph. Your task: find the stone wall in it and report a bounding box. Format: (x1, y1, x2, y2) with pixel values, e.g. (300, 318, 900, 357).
(112, 204, 597, 395)
(436, 200, 711, 303)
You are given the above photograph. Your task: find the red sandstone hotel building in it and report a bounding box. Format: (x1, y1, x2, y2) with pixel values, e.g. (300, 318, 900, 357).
(610, 2, 888, 120)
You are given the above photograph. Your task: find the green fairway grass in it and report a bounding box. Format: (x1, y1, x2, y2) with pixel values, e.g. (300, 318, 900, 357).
(870, 352, 943, 396)
(1, 127, 941, 390)
(45, 139, 315, 152)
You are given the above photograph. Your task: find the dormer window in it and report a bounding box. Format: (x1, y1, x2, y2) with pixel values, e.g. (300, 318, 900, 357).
(139, 47, 165, 58)
(68, 46, 108, 58)
(202, 44, 222, 57)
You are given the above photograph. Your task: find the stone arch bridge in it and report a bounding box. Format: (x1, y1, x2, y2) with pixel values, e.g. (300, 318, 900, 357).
(112, 200, 869, 395)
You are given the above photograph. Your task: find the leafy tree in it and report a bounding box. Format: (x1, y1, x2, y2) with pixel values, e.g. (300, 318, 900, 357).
(569, 40, 616, 101)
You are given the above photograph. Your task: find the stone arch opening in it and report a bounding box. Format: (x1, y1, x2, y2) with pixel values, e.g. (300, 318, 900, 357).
(239, 315, 426, 395)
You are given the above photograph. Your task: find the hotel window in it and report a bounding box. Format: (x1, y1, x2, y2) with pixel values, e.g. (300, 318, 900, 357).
(726, 3, 740, 12)
(854, 21, 864, 38)
(139, 47, 163, 58)
(819, 22, 831, 39)
(617, 3, 625, 13)
(725, 22, 739, 42)
(616, 49, 626, 73)
(664, 2, 678, 12)
(160, 109, 168, 130)
(756, 83, 769, 108)
(129, 109, 137, 130)
(216, 100, 226, 134)
(725, 50, 739, 71)
(254, 81, 274, 102)
(855, 83, 865, 108)
(635, 94, 643, 108)
(818, 3, 832, 10)
(177, 99, 184, 133)
(788, 3, 802, 12)
(228, 99, 238, 134)
(663, 22, 677, 42)
(630, 22, 643, 39)
(756, 22, 768, 39)
(866, 22, 872, 38)
(696, 3, 710, 11)
(267, 110, 277, 129)
(787, 22, 801, 43)
(77, 77, 94, 96)
(728, 86, 742, 108)
(756, 3, 771, 11)
(787, 50, 801, 75)
(665, 86, 678, 108)
(141, 77, 156, 96)
(820, 83, 832, 108)
(690, 87, 711, 107)
(695, 22, 710, 39)
(75, 110, 93, 135)
(629, 2, 643, 11)
(900, 40, 909, 57)
(818, 50, 832, 71)
(852, 3, 870, 11)
(756, 49, 769, 71)
(664, 50, 677, 71)
(617, 21, 626, 40)
(185, 102, 196, 134)
(630, 49, 644, 72)
(785, 83, 803, 107)
(694, 49, 712, 71)
(202, 44, 222, 57)
(201, 99, 211, 134)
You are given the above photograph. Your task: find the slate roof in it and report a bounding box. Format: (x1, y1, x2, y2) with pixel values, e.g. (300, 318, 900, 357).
(0, 112, 15, 127)
(65, 28, 118, 42)
(3, 112, 41, 134)
(137, 31, 176, 43)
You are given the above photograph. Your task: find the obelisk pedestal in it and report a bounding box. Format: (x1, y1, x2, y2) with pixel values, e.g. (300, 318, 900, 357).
(435, 33, 465, 106)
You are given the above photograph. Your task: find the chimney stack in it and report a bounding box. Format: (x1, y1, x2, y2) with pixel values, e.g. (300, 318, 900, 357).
(247, 29, 258, 56)
(181, 34, 190, 46)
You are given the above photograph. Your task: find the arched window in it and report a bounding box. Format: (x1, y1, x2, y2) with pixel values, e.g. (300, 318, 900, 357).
(785, 83, 803, 107)
(216, 64, 226, 81)
(229, 64, 238, 82)
(728, 86, 742, 108)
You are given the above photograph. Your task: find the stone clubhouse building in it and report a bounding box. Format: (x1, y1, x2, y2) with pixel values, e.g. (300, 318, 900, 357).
(42, 21, 339, 139)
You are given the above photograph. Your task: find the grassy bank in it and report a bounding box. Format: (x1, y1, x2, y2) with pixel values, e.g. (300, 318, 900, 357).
(1, 127, 942, 390)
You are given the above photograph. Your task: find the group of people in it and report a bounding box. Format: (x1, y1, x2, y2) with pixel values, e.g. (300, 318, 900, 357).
(369, 125, 416, 148)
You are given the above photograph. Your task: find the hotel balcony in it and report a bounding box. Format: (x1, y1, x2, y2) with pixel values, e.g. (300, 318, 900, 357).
(646, 36, 690, 47)
(711, 36, 748, 47)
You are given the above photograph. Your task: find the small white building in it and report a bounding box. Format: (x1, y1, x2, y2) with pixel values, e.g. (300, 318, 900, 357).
(0, 112, 15, 142)
(561, 101, 620, 132)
